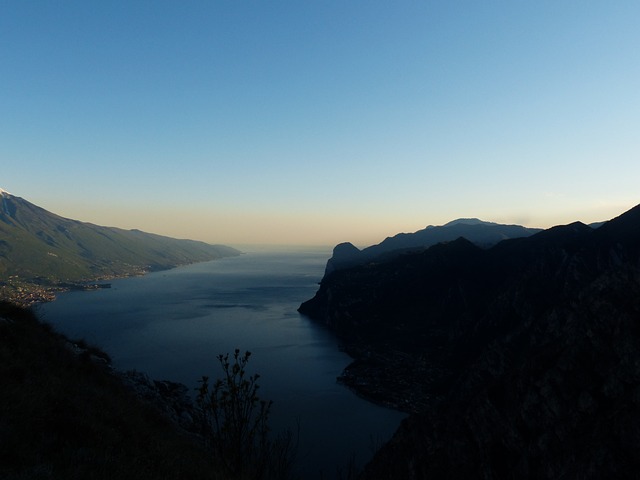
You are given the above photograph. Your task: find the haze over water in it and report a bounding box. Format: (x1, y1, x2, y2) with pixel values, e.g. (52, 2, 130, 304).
(39, 249, 405, 478)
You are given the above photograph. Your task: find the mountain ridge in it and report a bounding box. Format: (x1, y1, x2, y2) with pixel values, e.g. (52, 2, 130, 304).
(0, 190, 240, 304)
(323, 218, 542, 275)
(299, 203, 640, 478)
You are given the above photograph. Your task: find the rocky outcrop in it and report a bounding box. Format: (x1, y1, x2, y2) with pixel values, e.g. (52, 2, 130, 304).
(64, 340, 200, 435)
(324, 242, 363, 276)
(300, 203, 640, 478)
(118, 370, 199, 434)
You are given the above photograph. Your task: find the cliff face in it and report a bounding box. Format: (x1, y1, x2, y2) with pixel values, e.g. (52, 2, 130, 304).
(300, 204, 640, 478)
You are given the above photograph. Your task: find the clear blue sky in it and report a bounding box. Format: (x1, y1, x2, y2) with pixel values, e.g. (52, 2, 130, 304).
(2, 1, 639, 247)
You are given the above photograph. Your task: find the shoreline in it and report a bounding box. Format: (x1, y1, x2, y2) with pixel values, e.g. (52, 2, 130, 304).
(337, 343, 439, 415)
(1, 272, 145, 307)
(1, 255, 241, 308)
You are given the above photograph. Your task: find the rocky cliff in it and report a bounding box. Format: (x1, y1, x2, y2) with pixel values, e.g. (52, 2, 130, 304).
(300, 203, 640, 478)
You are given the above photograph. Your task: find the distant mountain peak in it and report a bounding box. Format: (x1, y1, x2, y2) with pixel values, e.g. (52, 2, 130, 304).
(0, 187, 11, 196)
(442, 218, 497, 227)
(319, 218, 543, 277)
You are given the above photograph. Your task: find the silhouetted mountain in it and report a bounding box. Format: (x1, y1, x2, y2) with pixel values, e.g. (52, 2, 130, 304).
(300, 204, 640, 478)
(324, 219, 541, 275)
(0, 189, 240, 303)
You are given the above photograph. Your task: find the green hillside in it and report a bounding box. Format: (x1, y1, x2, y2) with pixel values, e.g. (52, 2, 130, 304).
(0, 191, 240, 304)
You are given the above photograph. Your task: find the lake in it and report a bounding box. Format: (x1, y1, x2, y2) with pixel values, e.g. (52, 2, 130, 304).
(38, 248, 405, 479)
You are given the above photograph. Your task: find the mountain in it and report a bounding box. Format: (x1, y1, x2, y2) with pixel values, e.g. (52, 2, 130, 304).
(0, 189, 240, 304)
(324, 219, 541, 275)
(299, 203, 640, 478)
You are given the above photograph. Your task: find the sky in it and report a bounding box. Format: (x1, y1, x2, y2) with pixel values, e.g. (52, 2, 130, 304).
(2, 1, 639, 248)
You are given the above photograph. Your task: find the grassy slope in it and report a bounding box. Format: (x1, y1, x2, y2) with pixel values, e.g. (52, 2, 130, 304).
(0, 194, 239, 281)
(0, 302, 221, 480)
(0, 194, 239, 303)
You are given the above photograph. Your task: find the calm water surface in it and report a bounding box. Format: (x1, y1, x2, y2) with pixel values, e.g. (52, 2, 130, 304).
(39, 248, 405, 478)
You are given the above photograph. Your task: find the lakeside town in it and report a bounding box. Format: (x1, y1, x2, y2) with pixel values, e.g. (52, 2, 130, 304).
(1, 275, 116, 307)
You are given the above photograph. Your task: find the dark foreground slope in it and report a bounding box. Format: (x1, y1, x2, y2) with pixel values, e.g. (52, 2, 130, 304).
(300, 204, 640, 479)
(0, 302, 220, 480)
(0, 190, 239, 304)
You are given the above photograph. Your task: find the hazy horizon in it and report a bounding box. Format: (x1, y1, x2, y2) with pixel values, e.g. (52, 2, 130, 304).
(2, 186, 630, 253)
(3, 2, 639, 246)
